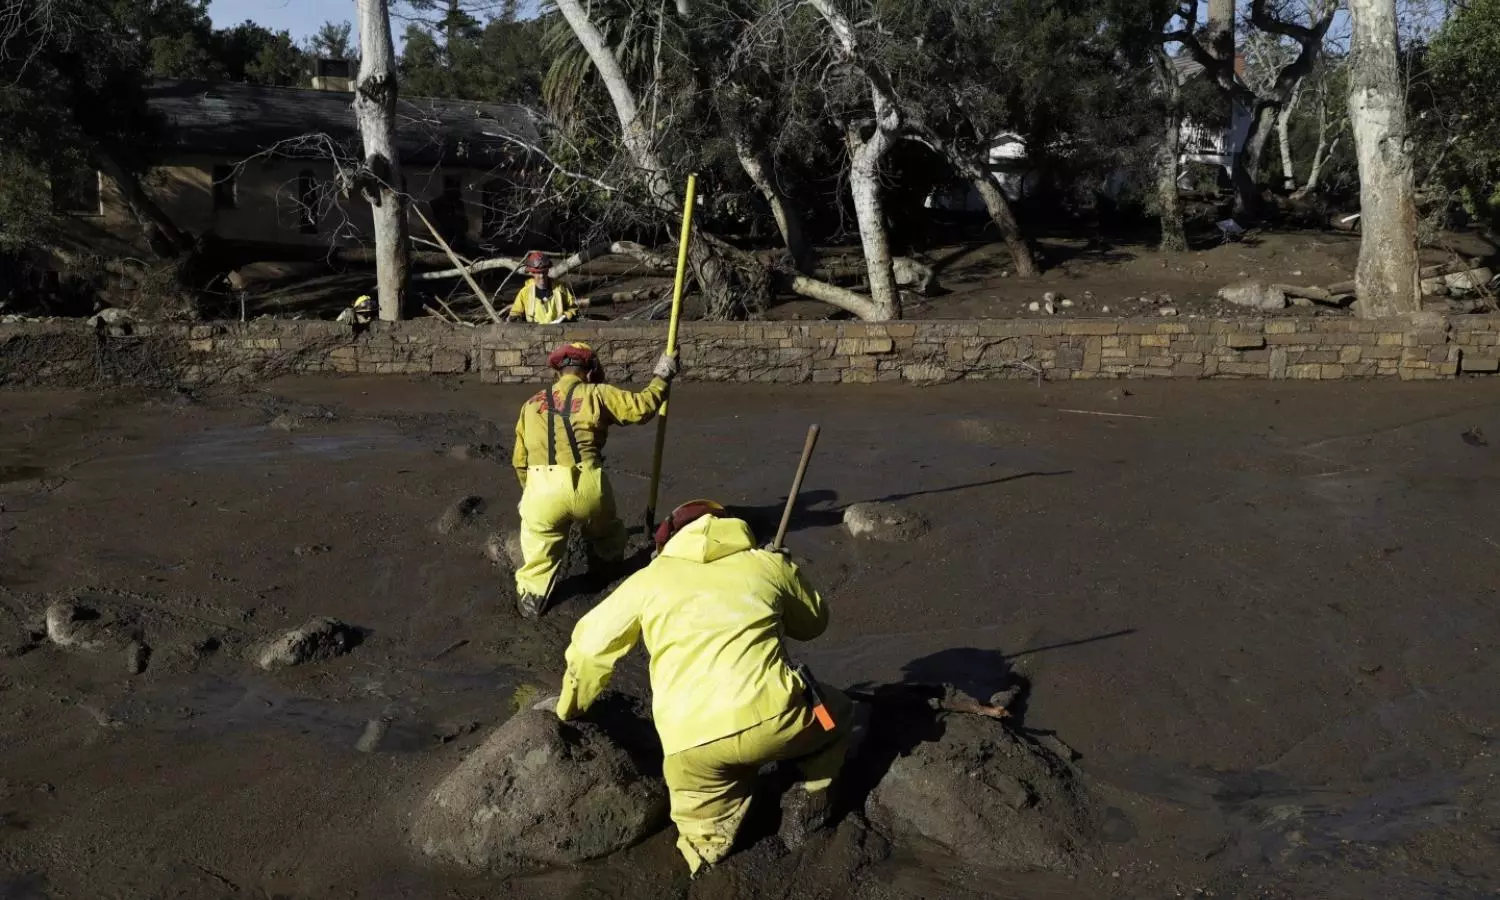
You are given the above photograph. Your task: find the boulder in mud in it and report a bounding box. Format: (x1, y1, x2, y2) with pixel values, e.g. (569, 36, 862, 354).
(843, 502, 930, 542)
(256, 617, 359, 670)
(411, 707, 668, 872)
(436, 496, 486, 535)
(867, 712, 1096, 872)
(45, 602, 121, 652)
(484, 531, 525, 569)
(1217, 280, 1288, 312)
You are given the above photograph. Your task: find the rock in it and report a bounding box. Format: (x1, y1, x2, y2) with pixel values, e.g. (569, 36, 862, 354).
(1157, 306, 1179, 317)
(1043, 291, 1058, 304)
(85, 307, 134, 334)
(256, 617, 359, 671)
(1059, 299, 1075, 309)
(269, 413, 303, 432)
(867, 712, 1095, 873)
(1043, 300, 1056, 316)
(410, 707, 668, 872)
(437, 496, 486, 535)
(124, 640, 151, 675)
(1218, 280, 1288, 312)
(1101, 306, 1110, 314)
(45, 602, 115, 652)
(293, 544, 332, 557)
(484, 531, 525, 569)
(1027, 301, 1041, 313)
(844, 502, 930, 542)
(356, 718, 390, 753)
(1420, 276, 1447, 296)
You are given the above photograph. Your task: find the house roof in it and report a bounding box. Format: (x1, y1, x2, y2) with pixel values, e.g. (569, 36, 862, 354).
(1169, 52, 1248, 82)
(145, 80, 541, 168)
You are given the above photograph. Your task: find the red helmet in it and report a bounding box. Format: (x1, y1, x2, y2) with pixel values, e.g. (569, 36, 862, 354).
(653, 499, 727, 553)
(547, 341, 597, 372)
(522, 250, 553, 275)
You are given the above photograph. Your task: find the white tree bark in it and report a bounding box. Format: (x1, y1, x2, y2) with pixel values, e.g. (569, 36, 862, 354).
(1276, 89, 1301, 190)
(733, 131, 813, 271)
(1348, 0, 1420, 317)
(552, 0, 736, 316)
(808, 0, 900, 320)
(354, 0, 410, 321)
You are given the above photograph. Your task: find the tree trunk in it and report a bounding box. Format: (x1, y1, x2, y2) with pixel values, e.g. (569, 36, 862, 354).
(847, 120, 900, 321)
(1276, 90, 1300, 191)
(733, 131, 814, 272)
(1234, 102, 1279, 219)
(927, 137, 1036, 276)
(1206, 0, 1236, 65)
(1348, 0, 1420, 318)
(553, 0, 736, 316)
(808, 0, 900, 320)
(1152, 48, 1188, 252)
(354, 0, 410, 322)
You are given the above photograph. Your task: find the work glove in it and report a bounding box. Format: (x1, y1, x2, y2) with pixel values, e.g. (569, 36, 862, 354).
(653, 352, 681, 382)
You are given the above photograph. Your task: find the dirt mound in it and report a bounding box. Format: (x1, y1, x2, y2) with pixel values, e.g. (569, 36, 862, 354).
(411, 700, 668, 873)
(866, 710, 1097, 872)
(255, 617, 360, 670)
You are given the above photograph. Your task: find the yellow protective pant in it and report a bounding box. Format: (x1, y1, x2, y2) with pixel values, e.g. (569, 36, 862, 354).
(515, 465, 627, 597)
(662, 684, 852, 874)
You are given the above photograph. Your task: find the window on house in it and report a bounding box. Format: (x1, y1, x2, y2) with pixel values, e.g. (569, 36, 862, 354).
(212, 165, 238, 210)
(297, 170, 318, 234)
(52, 168, 102, 216)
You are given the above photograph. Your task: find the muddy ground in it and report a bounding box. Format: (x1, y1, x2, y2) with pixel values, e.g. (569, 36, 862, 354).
(2, 376, 1500, 899)
(231, 229, 1497, 324)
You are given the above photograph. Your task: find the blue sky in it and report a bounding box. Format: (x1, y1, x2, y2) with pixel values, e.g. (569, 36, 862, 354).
(207, 1, 540, 43)
(207, 0, 350, 41)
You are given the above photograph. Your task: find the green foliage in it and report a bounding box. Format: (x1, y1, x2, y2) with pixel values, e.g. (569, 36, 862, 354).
(399, 10, 543, 103)
(1421, 0, 1500, 222)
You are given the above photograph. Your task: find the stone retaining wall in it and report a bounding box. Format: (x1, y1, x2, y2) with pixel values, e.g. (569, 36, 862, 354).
(3, 315, 1500, 387)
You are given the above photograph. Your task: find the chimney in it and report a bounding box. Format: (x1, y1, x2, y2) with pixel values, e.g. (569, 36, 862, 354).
(311, 58, 353, 92)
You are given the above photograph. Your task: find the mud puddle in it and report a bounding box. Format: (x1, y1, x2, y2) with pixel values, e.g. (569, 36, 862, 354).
(84, 422, 419, 473)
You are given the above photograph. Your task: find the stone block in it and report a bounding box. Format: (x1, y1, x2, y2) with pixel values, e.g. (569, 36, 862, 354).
(842, 369, 877, 384)
(1338, 345, 1363, 364)
(494, 350, 523, 367)
(1265, 320, 1298, 335)
(1270, 347, 1288, 380)
(1155, 323, 1190, 335)
(1320, 364, 1346, 379)
(1218, 362, 1270, 377)
(835, 337, 895, 356)
(1063, 322, 1119, 336)
(1364, 345, 1402, 360)
(812, 370, 841, 383)
(902, 363, 948, 383)
(188, 339, 213, 353)
(1462, 355, 1500, 374)
(432, 351, 468, 374)
(1378, 333, 1404, 346)
(1139, 334, 1170, 347)
(1227, 334, 1266, 350)
(1286, 364, 1322, 380)
(1267, 333, 1322, 345)
(1172, 363, 1205, 378)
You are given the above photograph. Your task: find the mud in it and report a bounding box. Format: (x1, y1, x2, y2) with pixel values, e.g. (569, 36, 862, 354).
(2, 377, 1500, 898)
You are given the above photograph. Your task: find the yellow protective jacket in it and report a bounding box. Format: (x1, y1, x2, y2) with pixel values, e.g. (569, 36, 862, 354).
(512, 372, 667, 486)
(557, 515, 828, 755)
(508, 282, 579, 324)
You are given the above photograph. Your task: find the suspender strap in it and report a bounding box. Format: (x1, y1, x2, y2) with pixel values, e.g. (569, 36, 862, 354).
(544, 382, 584, 466)
(559, 383, 583, 463)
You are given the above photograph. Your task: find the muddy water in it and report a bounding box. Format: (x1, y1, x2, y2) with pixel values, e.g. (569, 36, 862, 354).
(2, 378, 1499, 898)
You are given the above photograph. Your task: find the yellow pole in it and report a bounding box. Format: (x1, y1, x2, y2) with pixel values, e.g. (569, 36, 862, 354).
(645, 174, 698, 531)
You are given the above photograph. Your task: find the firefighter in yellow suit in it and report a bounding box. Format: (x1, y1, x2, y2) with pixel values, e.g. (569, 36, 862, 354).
(511, 341, 679, 617)
(506, 251, 581, 324)
(555, 501, 851, 874)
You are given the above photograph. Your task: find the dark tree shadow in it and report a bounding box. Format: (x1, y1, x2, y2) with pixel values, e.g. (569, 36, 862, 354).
(859, 470, 1071, 506)
(723, 490, 843, 543)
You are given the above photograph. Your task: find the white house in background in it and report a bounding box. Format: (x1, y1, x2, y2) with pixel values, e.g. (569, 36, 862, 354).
(1170, 54, 1256, 186)
(925, 53, 1254, 211)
